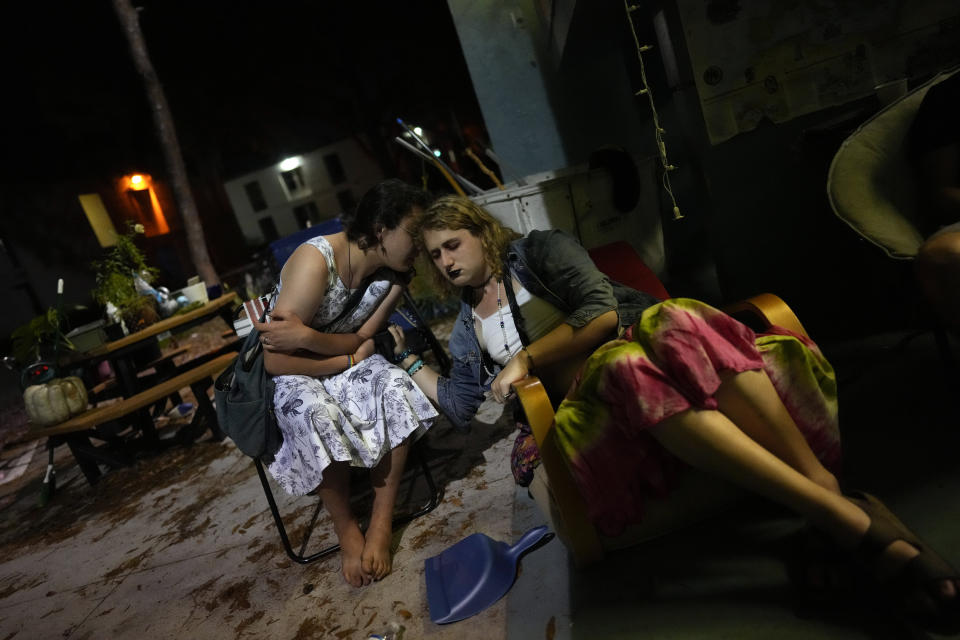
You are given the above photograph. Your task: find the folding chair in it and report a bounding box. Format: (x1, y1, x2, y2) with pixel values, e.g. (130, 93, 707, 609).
(255, 448, 441, 564)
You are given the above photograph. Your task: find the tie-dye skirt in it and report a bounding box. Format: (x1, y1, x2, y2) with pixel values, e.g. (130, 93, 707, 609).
(552, 298, 841, 537)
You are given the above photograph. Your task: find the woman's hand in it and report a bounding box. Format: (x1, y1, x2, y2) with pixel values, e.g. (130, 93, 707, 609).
(387, 324, 407, 359)
(490, 352, 530, 403)
(254, 310, 309, 353)
(355, 338, 375, 363)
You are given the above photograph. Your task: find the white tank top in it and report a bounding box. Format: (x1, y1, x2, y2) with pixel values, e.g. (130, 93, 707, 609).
(473, 282, 565, 365)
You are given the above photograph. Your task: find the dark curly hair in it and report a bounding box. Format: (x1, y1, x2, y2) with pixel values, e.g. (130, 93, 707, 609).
(341, 179, 431, 250)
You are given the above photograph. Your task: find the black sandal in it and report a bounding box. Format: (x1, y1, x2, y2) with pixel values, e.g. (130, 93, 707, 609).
(847, 490, 960, 635)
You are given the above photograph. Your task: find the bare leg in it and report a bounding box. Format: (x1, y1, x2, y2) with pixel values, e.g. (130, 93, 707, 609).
(363, 440, 410, 580)
(714, 369, 839, 494)
(650, 409, 958, 602)
(916, 231, 960, 333)
(315, 461, 370, 588)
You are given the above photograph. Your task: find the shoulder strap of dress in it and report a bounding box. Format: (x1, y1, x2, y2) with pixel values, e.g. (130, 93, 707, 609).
(307, 235, 338, 277)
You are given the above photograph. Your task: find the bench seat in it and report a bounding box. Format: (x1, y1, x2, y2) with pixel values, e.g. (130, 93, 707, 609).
(23, 352, 237, 439)
(19, 352, 237, 485)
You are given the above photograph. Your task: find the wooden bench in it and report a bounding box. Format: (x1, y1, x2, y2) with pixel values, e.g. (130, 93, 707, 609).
(89, 347, 191, 403)
(19, 352, 238, 485)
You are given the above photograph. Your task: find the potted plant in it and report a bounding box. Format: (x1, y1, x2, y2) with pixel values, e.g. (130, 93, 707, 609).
(91, 223, 160, 332)
(10, 308, 74, 368)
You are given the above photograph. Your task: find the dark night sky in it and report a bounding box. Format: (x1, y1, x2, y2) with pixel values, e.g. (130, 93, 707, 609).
(3, 1, 484, 184)
(0, 0, 489, 290)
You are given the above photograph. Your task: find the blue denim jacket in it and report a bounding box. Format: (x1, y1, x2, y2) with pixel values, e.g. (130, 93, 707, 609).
(435, 230, 660, 428)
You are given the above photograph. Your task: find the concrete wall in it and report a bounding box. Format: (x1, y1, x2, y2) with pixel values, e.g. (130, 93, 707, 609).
(448, 0, 960, 336)
(446, 0, 569, 178)
(447, 0, 715, 297)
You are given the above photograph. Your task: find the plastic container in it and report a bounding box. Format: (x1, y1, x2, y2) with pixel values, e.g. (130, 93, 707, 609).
(65, 320, 108, 353)
(174, 282, 208, 305)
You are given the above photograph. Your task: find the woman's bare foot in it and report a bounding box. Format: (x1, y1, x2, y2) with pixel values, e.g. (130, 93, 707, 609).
(362, 521, 394, 581)
(336, 521, 371, 587)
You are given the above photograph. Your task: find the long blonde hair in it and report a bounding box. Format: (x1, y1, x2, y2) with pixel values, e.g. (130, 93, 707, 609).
(417, 196, 521, 296)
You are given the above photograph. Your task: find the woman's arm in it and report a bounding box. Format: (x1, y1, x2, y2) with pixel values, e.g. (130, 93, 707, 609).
(391, 317, 488, 429)
(524, 230, 619, 330)
(489, 309, 618, 402)
(258, 242, 404, 375)
(255, 244, 366, 357)
(264, 285, 405, 377)
(264, 338, 377, 377)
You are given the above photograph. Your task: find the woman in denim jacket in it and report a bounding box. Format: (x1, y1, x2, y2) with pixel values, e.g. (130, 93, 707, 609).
(386, 195, 959, 633)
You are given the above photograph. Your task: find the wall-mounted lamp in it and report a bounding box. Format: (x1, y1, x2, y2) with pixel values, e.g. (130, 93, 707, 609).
(121, 172, 169, 235)
(279, 156, 302, 171)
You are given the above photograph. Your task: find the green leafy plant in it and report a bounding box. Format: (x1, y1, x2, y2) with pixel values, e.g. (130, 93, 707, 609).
(10, 308, 74, 366)
(91, 223, 159, 328)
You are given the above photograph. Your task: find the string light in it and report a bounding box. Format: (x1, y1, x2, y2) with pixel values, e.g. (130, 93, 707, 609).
(623, 0, 682, 220)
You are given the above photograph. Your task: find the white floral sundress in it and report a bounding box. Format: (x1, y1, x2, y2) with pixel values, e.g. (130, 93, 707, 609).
(266, 236, 437, 496)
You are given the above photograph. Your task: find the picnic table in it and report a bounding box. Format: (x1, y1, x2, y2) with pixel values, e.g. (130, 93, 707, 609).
(68, 294, 238, 398)
(19, 295, 242, 485)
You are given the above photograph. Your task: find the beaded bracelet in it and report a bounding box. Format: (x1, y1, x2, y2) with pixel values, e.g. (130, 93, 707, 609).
(406, 358, 425, 376)
(394, 348, 412, 364)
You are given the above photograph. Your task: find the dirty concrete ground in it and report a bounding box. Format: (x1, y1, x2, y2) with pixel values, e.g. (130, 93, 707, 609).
(0, 314, 528, 640)
(2, 319, 959, 639)
(0, 395, 519, 640)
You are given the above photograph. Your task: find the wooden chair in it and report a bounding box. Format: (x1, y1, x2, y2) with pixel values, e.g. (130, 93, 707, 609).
(511, 241, 809, 567)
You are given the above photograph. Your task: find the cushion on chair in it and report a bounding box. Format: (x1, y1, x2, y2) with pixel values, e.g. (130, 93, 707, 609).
(827, 69, 960, 260)
(588, 241, 670, 300)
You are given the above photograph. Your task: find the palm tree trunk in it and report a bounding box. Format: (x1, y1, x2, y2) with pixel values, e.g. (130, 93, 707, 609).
(112, 0, 219, 286)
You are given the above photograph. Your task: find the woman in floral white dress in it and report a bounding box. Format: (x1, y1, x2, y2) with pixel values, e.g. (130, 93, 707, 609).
(253, 180, 437, 587)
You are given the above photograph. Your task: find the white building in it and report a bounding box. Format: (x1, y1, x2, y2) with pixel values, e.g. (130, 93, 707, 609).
(223, 138, 383, 244)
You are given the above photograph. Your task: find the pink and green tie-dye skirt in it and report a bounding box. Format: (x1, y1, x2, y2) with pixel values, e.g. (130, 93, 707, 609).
(552, 298, 841, 537)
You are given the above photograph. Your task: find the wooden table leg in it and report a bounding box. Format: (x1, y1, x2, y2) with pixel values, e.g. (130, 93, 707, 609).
(192, 378, 225, 441)
(174, 376, 223, 443)
(61, 434, 103, 485)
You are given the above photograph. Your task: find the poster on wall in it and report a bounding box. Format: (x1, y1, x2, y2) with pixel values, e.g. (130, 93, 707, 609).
(676, 0, 960, 145)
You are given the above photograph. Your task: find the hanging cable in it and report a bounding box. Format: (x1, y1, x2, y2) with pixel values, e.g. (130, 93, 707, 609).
(624, 1, 683, 220)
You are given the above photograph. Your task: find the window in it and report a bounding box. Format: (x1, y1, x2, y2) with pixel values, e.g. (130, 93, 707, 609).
(336, 189, 356, 214)
(323, 153, 346, 185)
(293, 202, 320, 229)
(258, 216, 279, 242)
(280, 167, 305, 193)
(244, 180, 267, 212)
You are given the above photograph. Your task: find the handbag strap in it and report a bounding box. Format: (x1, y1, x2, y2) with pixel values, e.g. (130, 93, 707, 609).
(240, 290, 277, 372)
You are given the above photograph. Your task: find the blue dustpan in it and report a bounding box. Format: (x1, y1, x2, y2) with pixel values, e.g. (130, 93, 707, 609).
(425, 525, 552, 624)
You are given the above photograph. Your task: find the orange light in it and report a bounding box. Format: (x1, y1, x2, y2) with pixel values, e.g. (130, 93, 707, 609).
(127, 173, 149, 191)
(120, 172, 168, 235)
(148, 186, 169, 234)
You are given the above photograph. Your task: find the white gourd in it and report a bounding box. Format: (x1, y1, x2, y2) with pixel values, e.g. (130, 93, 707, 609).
(46, 384, 70, 424)
(61, 377, 88, 414)
(24, 377, 90, 427)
